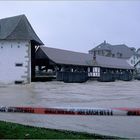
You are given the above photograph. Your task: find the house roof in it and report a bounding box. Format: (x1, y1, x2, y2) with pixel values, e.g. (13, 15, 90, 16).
(36, 46, 134, 70)
(0, 15, 43, 45)
(90, 41, 112, 51)
(89, 41, 134, 59)
(132, 52, 140, 57)
(112, 44, 134, 58)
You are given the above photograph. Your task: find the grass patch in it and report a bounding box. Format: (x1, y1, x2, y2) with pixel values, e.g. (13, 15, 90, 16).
(0, 121, 120, 139)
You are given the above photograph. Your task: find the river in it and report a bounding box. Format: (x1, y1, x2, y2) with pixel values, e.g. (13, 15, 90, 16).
(0, 80, 140, 138)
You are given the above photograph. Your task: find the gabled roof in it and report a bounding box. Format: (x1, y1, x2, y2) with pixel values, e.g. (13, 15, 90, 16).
(0, 15, 43, 45)
(36, 46, 134, 70)
(111, 44, 134, 58)
(89, 41, 134, 59)
(90, 41, 112, 51)
(131, 52, 140, 57)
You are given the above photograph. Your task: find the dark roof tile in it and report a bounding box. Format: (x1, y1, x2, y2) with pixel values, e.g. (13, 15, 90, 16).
(36, 46, 134, 70)
(0, 15, 43, 45)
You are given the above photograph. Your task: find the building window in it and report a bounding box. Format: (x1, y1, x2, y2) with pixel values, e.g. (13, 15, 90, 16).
(112, 54, 115, 57)
(92, 67, 100, 77)
(88, 67, 100, 77)
(15, 81, 23, 84)
(15, 63, 23, 67)
(134, 56, 136, 60)
(131, 60, 133, 64)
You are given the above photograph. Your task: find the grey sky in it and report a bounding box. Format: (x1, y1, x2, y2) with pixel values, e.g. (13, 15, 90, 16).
(0, 1, 140, 53)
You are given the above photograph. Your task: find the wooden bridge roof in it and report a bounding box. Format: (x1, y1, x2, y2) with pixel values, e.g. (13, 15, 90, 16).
(36, 46, 134, 70)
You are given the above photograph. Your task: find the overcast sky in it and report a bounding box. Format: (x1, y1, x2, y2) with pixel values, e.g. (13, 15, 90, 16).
(0, 1, 140, 53)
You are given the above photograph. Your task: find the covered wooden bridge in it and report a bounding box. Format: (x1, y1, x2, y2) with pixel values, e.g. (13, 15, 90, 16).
(35, 46, 134, 82)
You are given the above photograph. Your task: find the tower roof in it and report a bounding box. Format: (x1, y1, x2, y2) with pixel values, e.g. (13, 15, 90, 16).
(0, 14, 43, 45)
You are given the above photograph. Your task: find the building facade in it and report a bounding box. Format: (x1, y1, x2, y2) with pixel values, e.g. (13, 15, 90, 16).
(89, 41, 135, 59)
(0, 40, 31, 84)
(0, 15, 43, 84)
(127, 49, 140, 74)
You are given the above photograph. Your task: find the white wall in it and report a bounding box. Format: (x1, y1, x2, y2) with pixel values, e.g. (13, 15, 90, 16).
(127, 55, 140, 66)
(127, 55, 140, 73)
(0, 40, 31, 84)
(88, 67, 100, 77)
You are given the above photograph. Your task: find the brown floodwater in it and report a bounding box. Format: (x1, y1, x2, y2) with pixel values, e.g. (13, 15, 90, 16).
(0, 80, 140, 138)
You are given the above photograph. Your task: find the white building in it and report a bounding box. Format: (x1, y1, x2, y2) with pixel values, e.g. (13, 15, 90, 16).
(0, 15, 43, 84)
(127, 51, 140, 74)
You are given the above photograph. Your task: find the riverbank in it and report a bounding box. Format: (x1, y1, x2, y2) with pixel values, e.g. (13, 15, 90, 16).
(0, 121, 118, 139)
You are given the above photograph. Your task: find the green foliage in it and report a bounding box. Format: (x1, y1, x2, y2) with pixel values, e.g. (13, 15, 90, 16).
(0, 121, 119, 139)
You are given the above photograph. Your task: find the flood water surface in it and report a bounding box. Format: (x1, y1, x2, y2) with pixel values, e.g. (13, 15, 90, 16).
(0, 80, 140, 138)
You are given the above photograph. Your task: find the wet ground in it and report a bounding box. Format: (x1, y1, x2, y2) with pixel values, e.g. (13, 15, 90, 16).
(0, 80, 140, 138)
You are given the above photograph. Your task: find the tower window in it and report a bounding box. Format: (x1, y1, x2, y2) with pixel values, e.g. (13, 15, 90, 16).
(15, 63, 23, 67)
(15, 81, 23, 84)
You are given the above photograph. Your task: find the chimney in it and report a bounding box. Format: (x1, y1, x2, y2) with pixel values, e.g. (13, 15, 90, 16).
(93, 51, 96, 63)
(104, 40, 106, 44)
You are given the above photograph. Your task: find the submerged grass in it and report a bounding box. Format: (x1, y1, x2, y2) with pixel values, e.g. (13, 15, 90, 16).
(0, 120, 121, 139)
